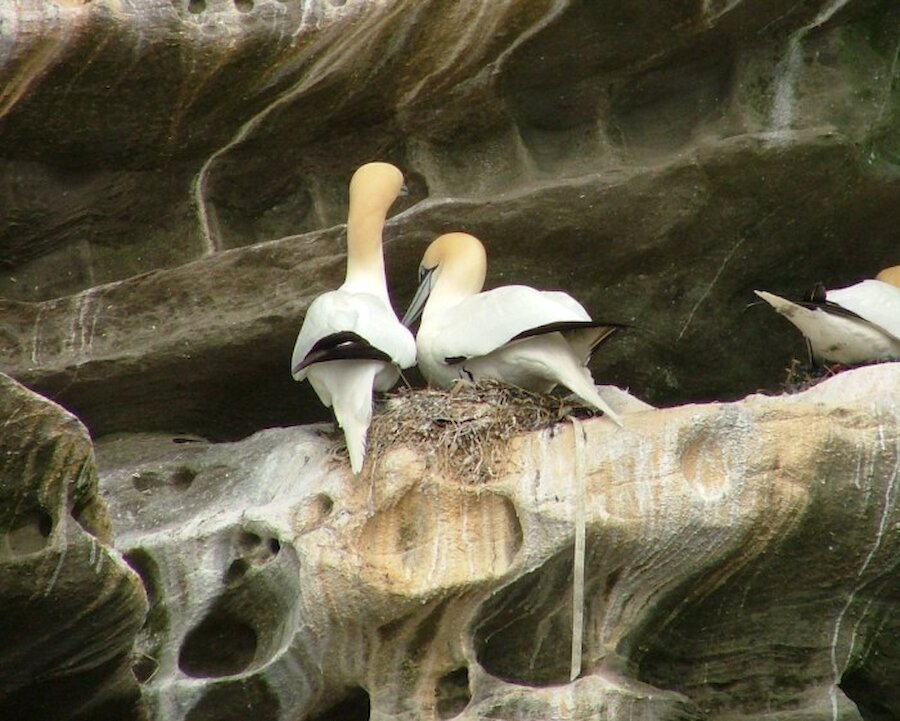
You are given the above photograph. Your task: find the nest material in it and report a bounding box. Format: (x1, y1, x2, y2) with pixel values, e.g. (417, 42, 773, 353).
(364, 379, 599, 483)
(781, 357, 840, 393)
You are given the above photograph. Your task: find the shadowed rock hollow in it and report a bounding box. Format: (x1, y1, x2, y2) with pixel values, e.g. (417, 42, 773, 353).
(1, 1, 900, 719)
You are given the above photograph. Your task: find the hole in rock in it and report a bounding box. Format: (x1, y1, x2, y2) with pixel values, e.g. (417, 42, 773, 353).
(314, 493, 334, 517)
(123, 548, 163, 609)
(133, 467, 196, 493)
(187, 0, 205, 13)
(310, 686, 370, 721)
(473, 545, 594, 685)
(293, 493, 335, 534)
(436, 667, 470, 719)
(132, 471, 162, 493)
(237, 531, 262, 551)
(234, 529, 281, 566)
(178, 610, 258, 678)
(224, 558, 250, 586)
(5, 510, 53, 555)
(234, 0, 253, 11)
(186, 677, 280, 721)
(171, 466, 196, 490)
(132, 654, 159, 684)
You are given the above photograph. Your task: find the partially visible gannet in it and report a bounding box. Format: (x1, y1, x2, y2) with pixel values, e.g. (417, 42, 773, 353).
(754, 265, 900, 365)
(402, 232, 624, 425)
(291, 162, 416, 474)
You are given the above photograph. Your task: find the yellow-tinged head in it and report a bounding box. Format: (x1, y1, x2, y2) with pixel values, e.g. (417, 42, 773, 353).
(875, 265, 900, 288)
(348, 162, 406, 218)
(420, 232, 487, 291)
(402, 232, 487, 326)
(343, 162, 407, 292)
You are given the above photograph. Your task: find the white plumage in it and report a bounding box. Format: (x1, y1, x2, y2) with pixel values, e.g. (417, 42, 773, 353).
(754, 265, 900, 365)
(291, 162, 416, 474)
(403, 232, 624, 425)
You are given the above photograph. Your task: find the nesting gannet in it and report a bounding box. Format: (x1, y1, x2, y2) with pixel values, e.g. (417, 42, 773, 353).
(403, 232, 624, 425)
(291, 162, 416, 474)
(754, 265, 900, 365)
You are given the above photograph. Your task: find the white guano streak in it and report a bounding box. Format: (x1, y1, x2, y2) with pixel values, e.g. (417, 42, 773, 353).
(569, 417, 586, 682)
(769, 0, 853, 137)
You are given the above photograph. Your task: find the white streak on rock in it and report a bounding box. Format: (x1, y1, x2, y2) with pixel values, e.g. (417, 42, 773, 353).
(569, 416, 585, 682)
(769, 0, 853, 141)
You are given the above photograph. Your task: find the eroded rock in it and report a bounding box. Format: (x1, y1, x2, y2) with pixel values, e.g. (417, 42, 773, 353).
(93, 364, 900, 721)
(0, 373, 147, 720)
(2, 1, 900, 719)
(2, 0, 900, 443)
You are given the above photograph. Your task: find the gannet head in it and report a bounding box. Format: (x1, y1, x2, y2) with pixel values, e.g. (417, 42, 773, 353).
(402, 232, 487, 326)
(349, 162, 407, 218)
(875, 265, 900, 288)
(343, 162, 409, 293)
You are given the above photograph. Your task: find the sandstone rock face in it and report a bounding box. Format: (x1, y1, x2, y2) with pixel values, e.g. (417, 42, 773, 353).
(2, 1, 900, 720)
(1, 0, 899, 442)
(89, 364, 900, 721)
(0, 373, 147, 720)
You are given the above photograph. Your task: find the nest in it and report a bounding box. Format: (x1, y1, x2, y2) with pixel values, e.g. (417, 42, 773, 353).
(781, 357, 839, 393)
(364, 379, 599, 483)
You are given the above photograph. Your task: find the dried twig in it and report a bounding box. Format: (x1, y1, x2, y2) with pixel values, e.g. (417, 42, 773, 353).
(363, 380, 598, 483)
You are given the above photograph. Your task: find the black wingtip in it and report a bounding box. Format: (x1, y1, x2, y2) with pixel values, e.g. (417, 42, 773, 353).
(509, 320, 629, 344)
(293, 331, 392, 374)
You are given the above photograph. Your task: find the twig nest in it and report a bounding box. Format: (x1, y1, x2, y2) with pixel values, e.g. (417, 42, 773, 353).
(365, 380, 598, 483)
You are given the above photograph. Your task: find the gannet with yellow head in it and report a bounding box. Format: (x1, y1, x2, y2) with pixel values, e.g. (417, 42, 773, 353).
(754, 264, 900, 365)
(291, 162, 416, 474)
(403, 232, 624, 425)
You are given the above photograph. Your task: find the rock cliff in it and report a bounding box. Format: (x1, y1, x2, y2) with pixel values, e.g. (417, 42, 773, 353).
(1, 1, 900, 720)
(4, 365, 900, 720)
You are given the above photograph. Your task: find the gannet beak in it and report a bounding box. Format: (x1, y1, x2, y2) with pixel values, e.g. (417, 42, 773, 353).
(399, 183, 410, 197)
(402, 266, 436, 327)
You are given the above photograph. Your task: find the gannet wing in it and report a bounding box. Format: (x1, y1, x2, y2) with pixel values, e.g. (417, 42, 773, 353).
(292, 290, 416, 379)
(426, 285, 606, 362)
(827, 280, 900, 341)
(754, 289, 900, 365)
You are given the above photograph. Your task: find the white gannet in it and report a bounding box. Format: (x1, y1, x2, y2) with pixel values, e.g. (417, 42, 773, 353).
(402, 232, 625, 425)
(754, 264, 900, 366)
(291, 162, 416, 474)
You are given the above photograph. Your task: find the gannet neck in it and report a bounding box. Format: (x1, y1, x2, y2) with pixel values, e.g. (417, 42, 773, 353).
(345, 210, 389, 295)
(875, 265, 900, 288)
(343, 162, 405, 296)
(421, 232, 487, 319)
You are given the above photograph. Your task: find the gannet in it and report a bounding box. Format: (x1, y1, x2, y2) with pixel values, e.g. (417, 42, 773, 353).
(402, 232, 624, 425)
(291, 162, 416, 474)
(754, 265, 900, 365)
